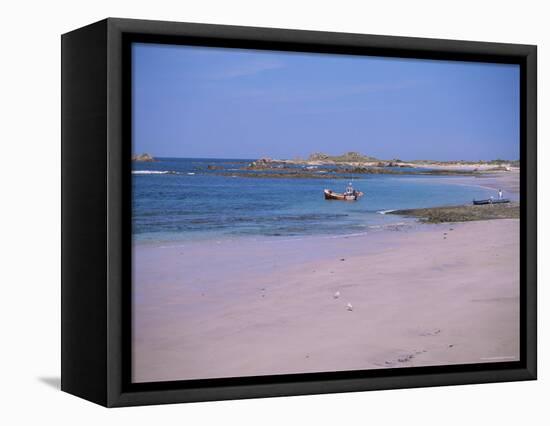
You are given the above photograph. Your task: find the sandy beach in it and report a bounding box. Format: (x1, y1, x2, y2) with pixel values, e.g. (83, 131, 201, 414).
(132, 176, 520, 382)
(442, 170, 520, 199)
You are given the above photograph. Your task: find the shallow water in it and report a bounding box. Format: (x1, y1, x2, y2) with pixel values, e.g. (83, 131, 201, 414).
(132, 158, 499, 242)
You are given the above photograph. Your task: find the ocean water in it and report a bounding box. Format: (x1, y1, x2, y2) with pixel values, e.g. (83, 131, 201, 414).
(132, 158, 499, 242)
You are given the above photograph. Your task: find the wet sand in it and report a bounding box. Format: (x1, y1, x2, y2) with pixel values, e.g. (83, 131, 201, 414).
(132, 217, 520, 382)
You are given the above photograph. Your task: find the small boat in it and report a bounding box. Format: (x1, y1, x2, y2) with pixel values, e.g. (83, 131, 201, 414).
(324, 189, 363, 201)
(473, 198, 510, 205)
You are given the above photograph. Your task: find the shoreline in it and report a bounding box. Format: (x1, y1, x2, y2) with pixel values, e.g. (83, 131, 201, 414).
(131, 169, 520, 382)
(132, 171, 519, 245)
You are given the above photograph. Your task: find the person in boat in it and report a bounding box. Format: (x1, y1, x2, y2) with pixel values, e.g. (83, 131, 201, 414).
(345, 182, 354, 196)
(498, 189, 503, 199)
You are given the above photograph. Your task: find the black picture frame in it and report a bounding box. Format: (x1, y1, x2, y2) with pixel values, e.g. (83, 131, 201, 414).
(61, 17, 537, 407)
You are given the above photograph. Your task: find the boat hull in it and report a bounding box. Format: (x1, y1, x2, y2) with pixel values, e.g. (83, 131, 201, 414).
(472, 199, 510, 205)
(324, 189, 363, 201)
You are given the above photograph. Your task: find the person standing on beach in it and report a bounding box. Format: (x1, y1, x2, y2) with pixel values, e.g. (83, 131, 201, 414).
(498, 189, 503, 199)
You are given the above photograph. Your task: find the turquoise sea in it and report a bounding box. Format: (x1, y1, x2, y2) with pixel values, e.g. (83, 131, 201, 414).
(132, 158, 499, 242)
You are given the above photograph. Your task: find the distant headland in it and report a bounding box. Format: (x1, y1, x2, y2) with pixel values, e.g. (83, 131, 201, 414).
(237, 151, 519, 179)
(250, 151, 518, 167)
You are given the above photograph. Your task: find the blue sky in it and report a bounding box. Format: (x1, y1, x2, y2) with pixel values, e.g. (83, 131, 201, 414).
(132, 43, 519, 161)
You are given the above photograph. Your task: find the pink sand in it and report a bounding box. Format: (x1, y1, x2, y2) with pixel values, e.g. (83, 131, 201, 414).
(132, 218, 519, 383)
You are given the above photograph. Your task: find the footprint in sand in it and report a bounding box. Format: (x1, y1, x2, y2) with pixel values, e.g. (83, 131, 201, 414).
(379, 350, 426, 367)
(420, 329, 441, 337)
(397, 354, 415, 363)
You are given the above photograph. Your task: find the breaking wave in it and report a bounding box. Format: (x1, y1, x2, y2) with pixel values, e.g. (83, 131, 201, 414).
(132, 170, 178, 175)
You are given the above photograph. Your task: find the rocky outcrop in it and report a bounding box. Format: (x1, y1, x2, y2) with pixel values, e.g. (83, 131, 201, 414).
(389, 203, 519, 223)
(132, 153, 155, 162)
(247, 157, 279, 169)
(308, 152, 378, 163)
(308, 152, 330, 161)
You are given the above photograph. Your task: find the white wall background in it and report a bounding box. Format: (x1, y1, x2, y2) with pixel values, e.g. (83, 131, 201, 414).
(0, 0, 546, 424)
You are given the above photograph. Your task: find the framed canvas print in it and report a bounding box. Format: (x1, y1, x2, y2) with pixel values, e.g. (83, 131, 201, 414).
(61, 18, 537, 407)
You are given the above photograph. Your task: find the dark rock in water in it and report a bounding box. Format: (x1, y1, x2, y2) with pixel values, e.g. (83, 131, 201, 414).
(220, 165, 481, 179)
(132, 153, 155, 162)
(388, 203, 519, 223)
(207, 165, 223, 170)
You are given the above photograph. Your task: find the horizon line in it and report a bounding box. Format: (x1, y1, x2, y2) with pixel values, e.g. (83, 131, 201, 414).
(132, 154, 520, 162)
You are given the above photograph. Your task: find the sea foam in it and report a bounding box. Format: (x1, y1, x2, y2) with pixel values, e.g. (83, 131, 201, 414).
(132, 170, 176, 175)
